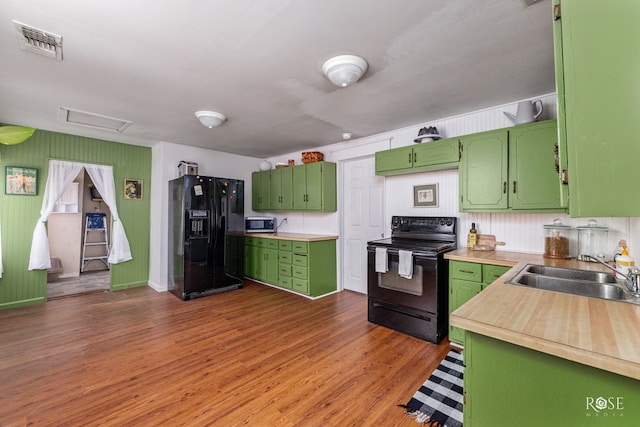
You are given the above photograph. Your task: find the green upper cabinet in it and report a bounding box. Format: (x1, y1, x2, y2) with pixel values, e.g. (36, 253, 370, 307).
(269, 167, 293, 210)
(509, 120, 563, 210)
(554, 0, 640, 217)
(460, 129, 509, 211)
(375, 137, 460, 176)
(292, 162, 336, 212)
(251, 171, 270, 211)
(253, 162, 336, 212)
(460, 120, 565, 213)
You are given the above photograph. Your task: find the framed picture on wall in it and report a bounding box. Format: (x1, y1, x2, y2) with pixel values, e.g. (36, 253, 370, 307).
(5, 166, 37, 195)
(124, 179, 143, 200)
(413, 183, 438, 208)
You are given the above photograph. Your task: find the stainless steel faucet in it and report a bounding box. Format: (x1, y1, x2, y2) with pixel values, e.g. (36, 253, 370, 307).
(584, 255, 640, 296)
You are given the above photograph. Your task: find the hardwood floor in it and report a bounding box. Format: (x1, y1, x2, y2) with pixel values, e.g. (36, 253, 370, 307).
(0, 281, 450, 426)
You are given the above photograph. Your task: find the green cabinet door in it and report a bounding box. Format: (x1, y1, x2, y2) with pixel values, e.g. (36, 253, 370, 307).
(460, 121, 564, 213)
(256, 246, 278, 283)
(292, 164, 307, 210)
(375, 138, 460, 176)
(449, 278, 483, 345)
(556, 0, 640, 217)
(509, 120, 562, 210)
(292, 162, 336, 212)
(251, 172, 261, 211)
(375, 145, 413, 174)
(269, 167, 293, 210)
(244, 237, 258, 278)
(304, 162, 323, 210)
(265, 247, 279, 284)
(464, 332, 640, 427)
(552, 0, 570, 208)
(460, 129, 509, 211)
(252, 171, 271, 211)
(413, 137, 460, 169)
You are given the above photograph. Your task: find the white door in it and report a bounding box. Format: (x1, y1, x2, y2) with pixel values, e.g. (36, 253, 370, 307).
(341, 156, 385, 294)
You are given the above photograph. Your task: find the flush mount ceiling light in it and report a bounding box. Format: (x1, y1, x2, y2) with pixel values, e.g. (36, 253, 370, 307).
(195, 111, 226, 128)
(322, 54, 368, 88)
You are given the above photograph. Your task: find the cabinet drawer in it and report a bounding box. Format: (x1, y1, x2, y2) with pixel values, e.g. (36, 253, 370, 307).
(292, 266, 308, 280)
(245, 236, 256, 246)
(278, 240, 292, 251)
(292, 278, 309, 294)
(255, 238, 267, 248)
(267, 240, 278, 249)
(450, 261, 483, 282)
(482, 264, 511, 284)
(292, 241, 308, 254)
(279, 276, 292, 289)
(279, 264, 292, 277)
(292, 254, 308, 267)
(279, 252, 292, 264)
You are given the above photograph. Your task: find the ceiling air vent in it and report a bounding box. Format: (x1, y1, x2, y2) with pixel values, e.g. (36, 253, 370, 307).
(13, 20, 63, 60)
(58, 107, 133, 133)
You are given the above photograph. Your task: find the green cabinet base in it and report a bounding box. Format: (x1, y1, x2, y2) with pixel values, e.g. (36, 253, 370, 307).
(464, 332, 640, 427)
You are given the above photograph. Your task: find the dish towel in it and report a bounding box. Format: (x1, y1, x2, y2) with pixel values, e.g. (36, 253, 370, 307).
(398, 250, 413, 279)
(375, 247, 388, 273)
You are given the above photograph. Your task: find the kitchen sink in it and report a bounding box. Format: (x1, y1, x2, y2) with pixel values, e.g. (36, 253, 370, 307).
(506, 264, 640, 305)
(523, 264, 617, 284)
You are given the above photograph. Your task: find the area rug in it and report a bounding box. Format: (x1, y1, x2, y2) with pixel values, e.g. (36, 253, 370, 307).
(401, 350, 465, 427)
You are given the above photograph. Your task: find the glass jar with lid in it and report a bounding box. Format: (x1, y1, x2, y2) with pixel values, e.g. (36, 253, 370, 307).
(543, 219, 572, 259)
(576, 219, 609, 261)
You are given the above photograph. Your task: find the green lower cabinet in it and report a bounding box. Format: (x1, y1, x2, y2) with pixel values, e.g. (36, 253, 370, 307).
(449, 260, 511, 346)
(464, 332, 640, 426)
(245, 238, 336, 297)
(449, 278, 483, 345)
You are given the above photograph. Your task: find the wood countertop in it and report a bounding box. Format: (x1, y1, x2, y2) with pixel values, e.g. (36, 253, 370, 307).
(245, 232, 338, 242)
(446, 249, 640, 380)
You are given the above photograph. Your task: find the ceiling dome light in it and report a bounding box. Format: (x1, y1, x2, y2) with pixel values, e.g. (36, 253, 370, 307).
(322, 54, 368, 88)
(195, 111, 226, 128)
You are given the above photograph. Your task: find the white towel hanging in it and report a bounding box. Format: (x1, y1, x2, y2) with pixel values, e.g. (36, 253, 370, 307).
(398, 250, 413, 279)
(375, 247, 388, 273)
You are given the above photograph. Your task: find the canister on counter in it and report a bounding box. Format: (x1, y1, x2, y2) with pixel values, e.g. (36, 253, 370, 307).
(576, 219, 608, 261)
(544, 219, 572, 259)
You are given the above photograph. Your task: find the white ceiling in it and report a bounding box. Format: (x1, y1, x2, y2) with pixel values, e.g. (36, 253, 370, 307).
(0, 0, 554, 158)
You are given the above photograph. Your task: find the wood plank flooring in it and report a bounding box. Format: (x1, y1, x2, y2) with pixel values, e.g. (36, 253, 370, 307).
(0, 281, 450, 426)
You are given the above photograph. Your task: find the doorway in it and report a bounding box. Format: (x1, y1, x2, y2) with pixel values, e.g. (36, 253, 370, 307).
(341, 156, 385, 294)
(47, 168, 111, 299)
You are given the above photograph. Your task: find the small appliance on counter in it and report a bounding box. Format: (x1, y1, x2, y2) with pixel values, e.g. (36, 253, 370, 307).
(577, 219, 609, 261)
(245, 216, 276, 233)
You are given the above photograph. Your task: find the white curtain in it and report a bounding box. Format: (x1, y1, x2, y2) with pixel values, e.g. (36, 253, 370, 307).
(84, 164, 132, 263)
(28, 160, 132, 270)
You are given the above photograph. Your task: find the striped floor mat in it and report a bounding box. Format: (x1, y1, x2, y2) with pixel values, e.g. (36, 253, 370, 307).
(403, 350, 465, 427)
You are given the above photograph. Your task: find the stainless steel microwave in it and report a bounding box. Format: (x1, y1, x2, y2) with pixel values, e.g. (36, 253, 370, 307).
(245, 216, 277, 233)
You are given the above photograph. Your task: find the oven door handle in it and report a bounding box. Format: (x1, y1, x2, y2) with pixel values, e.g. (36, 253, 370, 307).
(367, 247, 436, 259)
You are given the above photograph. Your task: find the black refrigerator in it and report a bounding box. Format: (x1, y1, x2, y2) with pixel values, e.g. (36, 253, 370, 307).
(168, 175, 244, 300)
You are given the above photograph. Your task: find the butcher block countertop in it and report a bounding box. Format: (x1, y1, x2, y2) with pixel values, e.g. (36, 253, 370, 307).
(245, 232, 338, 242)
(446, 249, 640, 380)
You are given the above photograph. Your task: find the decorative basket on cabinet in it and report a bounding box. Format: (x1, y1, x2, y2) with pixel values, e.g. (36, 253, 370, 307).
(301, 151, 324, 164)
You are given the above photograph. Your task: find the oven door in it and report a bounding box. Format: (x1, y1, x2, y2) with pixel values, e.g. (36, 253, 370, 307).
(366, 246, 439, 313)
